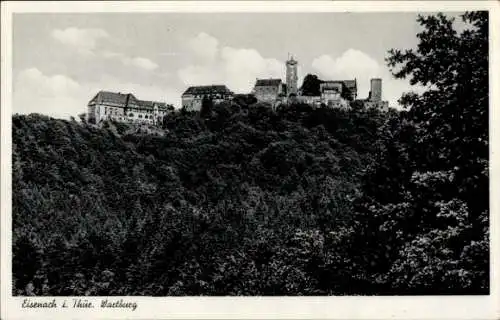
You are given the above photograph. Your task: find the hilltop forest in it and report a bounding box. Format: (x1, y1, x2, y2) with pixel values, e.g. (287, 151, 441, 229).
(12, 12, 488, 295)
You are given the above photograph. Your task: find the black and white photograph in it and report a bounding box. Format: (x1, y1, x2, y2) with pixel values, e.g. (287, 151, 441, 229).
(1, 1, 499, 319)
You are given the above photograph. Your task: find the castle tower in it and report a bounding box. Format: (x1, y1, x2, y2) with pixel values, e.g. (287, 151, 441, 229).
(369, 78, 382, 102)
(286, 55, 298, 96)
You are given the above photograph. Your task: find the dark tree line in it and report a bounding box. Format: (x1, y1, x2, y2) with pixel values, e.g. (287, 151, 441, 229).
(12, 12, 488, 296)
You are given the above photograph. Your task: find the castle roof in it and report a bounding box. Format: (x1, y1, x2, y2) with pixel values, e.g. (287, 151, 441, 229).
(139, 99, 172, 110)
(322, 80, 344, 86)
(88, 91, 172, 110)
(182, 85, 233, 96)
(254, 78, 282, 87)
(286, 55, 298, 64)
(343, 79, 357, 91)
(89, 91, 135, 105)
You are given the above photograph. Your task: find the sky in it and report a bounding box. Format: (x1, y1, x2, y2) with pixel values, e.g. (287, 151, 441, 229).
(12, 12, 466, 119)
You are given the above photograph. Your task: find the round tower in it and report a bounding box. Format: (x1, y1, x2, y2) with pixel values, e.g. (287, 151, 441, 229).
(286, 55, 298, 97)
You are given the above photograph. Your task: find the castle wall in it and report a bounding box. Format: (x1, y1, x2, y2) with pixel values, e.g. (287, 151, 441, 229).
(87, 105, 97, 123)
(182, 95, 202, 111)
(125, 108, 155, 124)
(324, 99, 349, 109)
(253, 86, 282, 103)
(182, 91, 233, 112)
(296, 95, 322, 107)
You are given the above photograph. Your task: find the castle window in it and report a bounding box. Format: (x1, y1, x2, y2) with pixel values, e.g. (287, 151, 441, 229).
(138, 114, 142, 118)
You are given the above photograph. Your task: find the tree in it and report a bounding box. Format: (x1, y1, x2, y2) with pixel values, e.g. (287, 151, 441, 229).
(347, 11, 489, 294)
(200, 96, 214, 118)
(386, 11, 488, 215)
(300, 74, 322, 96)
(78, 113, 87, 124)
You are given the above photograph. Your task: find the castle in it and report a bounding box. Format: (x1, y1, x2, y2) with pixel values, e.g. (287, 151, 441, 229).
(88, 55, 388, 124)
(87, 91, 174, 125)
(249, 56, 388, 110)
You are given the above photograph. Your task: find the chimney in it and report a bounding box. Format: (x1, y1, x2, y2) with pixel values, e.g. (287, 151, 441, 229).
(370, 78, 382, 102)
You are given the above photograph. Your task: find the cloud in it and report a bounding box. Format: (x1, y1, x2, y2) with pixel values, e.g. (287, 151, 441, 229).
(17, 68, 81, 95)
(221, 47, 285, 92)
(51, 27, 109, 55)
(312, 49, 381, 80)
(178, 47, 287, 93)
(179, 34, 291, 94)
(178, 65, 220, 86)
(13, 68, 181, 120)
(52, 28, 159, 71)
(188, 32, 219, 62)
(14, 68, 84, 119)
(101, 51, 122, 59)
(121, 56, 159, 71)
(312, 49, 382, 99)
(101, 51, 159, 71)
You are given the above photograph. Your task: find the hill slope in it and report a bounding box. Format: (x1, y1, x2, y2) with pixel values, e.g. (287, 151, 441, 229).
(12, 99, 488, 295)
(12, 103, 392, 295)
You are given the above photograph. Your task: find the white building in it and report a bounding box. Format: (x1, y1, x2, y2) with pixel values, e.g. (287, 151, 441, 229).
(87, 91, 174, 125)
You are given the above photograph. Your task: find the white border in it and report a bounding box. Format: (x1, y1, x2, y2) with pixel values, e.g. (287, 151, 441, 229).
(1, 2, 499, 319)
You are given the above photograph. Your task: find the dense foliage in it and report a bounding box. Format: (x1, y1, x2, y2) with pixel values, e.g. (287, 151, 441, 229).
(300, 74, 322, 96)
(12, 12, 488, 296)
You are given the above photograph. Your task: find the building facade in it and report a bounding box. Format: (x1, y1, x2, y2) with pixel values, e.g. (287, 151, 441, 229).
(251, 79, 286, 104)
(319, 81, 353, 109)
(320, 81, 343, 101)
(296, 95, 322, 107)
(181, 85, 234, 111)
(87, 91, 173, 125)
(294, 80, 355, 109)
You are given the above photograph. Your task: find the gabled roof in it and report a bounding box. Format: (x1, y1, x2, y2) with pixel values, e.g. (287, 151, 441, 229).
(343, 80, 357, 90)
(254, 79, 282, 87)
(89, 90, 172, 110)
(139, 100, 166, 108)
(182, 85, 233, 96)
(320, 80, 357, 92)
(89, 91, 137, 106)
(286, 56, 298, 64)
